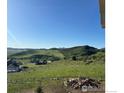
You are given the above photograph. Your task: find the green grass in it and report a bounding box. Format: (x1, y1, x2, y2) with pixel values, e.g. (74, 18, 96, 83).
(8, 61, 105, 93)
(10, 49, 64, 59)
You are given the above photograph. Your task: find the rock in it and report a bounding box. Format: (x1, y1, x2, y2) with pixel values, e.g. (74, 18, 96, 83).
(64, 77, 101, 92)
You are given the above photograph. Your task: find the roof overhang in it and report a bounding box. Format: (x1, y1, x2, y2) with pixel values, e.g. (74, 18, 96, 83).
(99, 0, 105, 28)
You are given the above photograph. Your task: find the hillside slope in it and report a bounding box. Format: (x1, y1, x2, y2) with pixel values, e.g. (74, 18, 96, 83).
(7, 48, 27, 56)
(8, 45, 105, 63)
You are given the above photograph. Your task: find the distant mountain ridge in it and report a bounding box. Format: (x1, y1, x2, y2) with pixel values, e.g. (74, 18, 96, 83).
(7, 48, 27, 56)
(7, 45, 105, 63)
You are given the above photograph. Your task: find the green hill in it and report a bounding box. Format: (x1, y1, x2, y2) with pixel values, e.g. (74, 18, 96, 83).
(7, 48, 27, 56)
(8, 46, 105, 93)
(7, 45, 105, 63)
(60, 45, 98, 59)
(8, 49, 64, 58)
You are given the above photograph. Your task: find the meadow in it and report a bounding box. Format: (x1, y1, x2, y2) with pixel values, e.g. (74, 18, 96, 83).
(8, 60, 105, 93)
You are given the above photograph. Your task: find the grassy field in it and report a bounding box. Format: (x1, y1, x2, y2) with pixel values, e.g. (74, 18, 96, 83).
(8, 60, 105, 93)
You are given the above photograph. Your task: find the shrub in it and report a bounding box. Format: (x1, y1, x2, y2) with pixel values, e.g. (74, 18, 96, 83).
(35, 86, 43, 93)
(72, 56, 77, 61)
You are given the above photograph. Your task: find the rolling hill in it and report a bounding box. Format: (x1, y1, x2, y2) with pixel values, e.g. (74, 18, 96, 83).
(7, 48, 27, 56)
(7, 45, 105, 63)
(8, 46, 105, 93)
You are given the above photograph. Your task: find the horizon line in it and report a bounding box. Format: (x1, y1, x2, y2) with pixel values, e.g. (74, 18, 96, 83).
(7, 45, 105, 49)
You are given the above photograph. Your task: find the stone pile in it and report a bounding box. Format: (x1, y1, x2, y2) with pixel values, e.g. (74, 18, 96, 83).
(64, 77, 101, 92)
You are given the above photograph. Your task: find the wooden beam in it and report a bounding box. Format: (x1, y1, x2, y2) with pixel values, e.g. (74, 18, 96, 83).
(99, 0, 105, 28)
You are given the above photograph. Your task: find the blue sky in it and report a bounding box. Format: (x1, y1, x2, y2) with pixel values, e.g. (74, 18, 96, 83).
(8, 0, 105, 49)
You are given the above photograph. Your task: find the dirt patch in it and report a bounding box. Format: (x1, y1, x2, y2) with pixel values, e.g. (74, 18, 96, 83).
(20, 89, 35, 93)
